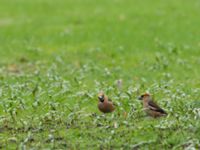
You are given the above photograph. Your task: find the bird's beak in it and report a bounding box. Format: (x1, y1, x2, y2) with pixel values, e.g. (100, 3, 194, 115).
(98, 96, 104, 102)
(138, 96, 142, 100)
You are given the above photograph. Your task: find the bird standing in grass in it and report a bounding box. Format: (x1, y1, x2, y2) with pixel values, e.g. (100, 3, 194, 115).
(98, 92, 115, 113)
(138, 93, 167, 118)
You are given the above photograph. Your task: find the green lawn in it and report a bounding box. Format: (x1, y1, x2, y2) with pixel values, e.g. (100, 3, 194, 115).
(0, 0, 200, 149)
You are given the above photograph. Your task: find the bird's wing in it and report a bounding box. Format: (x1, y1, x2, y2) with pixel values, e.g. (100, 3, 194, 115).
(148, 100, 167, 114)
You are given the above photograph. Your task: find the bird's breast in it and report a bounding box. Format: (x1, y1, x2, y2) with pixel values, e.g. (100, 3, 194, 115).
(98, 102, 115, 113)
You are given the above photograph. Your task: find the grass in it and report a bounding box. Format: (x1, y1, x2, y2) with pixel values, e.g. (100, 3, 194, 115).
(0, 0, 200, 149)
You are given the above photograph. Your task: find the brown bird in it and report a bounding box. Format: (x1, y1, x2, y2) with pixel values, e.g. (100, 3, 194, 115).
(98, 92, 115, 113)
(138, 93, 167, 118)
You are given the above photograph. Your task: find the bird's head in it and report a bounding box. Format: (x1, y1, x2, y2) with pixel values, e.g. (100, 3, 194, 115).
(138, 93, 151, 101)
(98, 92, 105, 102)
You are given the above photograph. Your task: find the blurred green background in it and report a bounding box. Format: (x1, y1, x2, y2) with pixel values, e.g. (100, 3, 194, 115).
(0, 0, 200, 149)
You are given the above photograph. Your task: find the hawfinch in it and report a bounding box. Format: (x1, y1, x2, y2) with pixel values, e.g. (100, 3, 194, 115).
(138, 93, 167, 118)
(98, 92, 115, 113)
